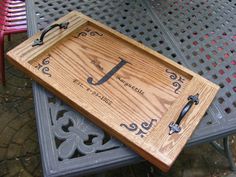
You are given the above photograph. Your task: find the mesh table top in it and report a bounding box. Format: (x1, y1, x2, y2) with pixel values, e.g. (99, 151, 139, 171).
(25, 0, 236, 176)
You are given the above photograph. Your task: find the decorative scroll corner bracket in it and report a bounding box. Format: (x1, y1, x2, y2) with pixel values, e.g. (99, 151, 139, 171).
(120, 119, 157, 138)
(169, 93, 199, 135)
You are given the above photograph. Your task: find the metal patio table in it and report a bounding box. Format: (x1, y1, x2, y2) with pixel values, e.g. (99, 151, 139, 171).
(25, 0, 236, 176)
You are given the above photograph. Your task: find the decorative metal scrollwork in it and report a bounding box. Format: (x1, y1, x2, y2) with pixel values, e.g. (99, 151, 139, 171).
(47, 96, 121, 160)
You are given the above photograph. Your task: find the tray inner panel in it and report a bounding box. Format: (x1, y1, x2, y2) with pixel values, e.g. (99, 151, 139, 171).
(29, 23, 191, 135)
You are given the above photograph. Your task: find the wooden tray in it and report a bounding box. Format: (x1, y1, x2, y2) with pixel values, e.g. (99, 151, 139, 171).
(7, 11, 219, 171)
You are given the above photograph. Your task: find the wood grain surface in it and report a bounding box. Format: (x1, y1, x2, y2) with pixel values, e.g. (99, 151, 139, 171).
(7, 11, 219, 172)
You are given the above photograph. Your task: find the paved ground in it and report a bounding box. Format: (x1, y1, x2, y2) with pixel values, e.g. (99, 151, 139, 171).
(0, 33, 235, 177)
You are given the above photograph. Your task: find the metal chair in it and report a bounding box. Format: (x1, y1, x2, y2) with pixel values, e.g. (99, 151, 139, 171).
(0, 0, 27, 85)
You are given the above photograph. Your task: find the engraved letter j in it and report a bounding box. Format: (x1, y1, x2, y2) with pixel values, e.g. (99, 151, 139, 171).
(87, 58, 128, 86)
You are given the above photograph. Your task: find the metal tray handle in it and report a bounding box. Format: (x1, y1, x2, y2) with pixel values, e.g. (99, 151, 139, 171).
(169, 93, 199, 135)
(32, 22, 69, 47)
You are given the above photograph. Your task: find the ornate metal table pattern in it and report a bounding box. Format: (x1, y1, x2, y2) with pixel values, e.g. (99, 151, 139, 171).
(26, 0, 236, 176)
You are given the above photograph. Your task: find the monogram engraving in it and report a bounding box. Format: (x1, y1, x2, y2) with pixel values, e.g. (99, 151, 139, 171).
(73, 79, 112, 105)
(120, 119, 157, 138)
(35, 54, 51, 77)
(87, 58, 129, 86)
(91, 59, 104, 71)
(116, 76, 144, 95)
(165, 69, 184, 94)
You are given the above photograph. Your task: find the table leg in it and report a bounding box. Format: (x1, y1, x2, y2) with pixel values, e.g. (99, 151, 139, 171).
(211, 136, 236, 171)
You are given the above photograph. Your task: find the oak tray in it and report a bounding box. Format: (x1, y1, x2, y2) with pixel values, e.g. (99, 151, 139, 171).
(7, 11, 219, 172)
